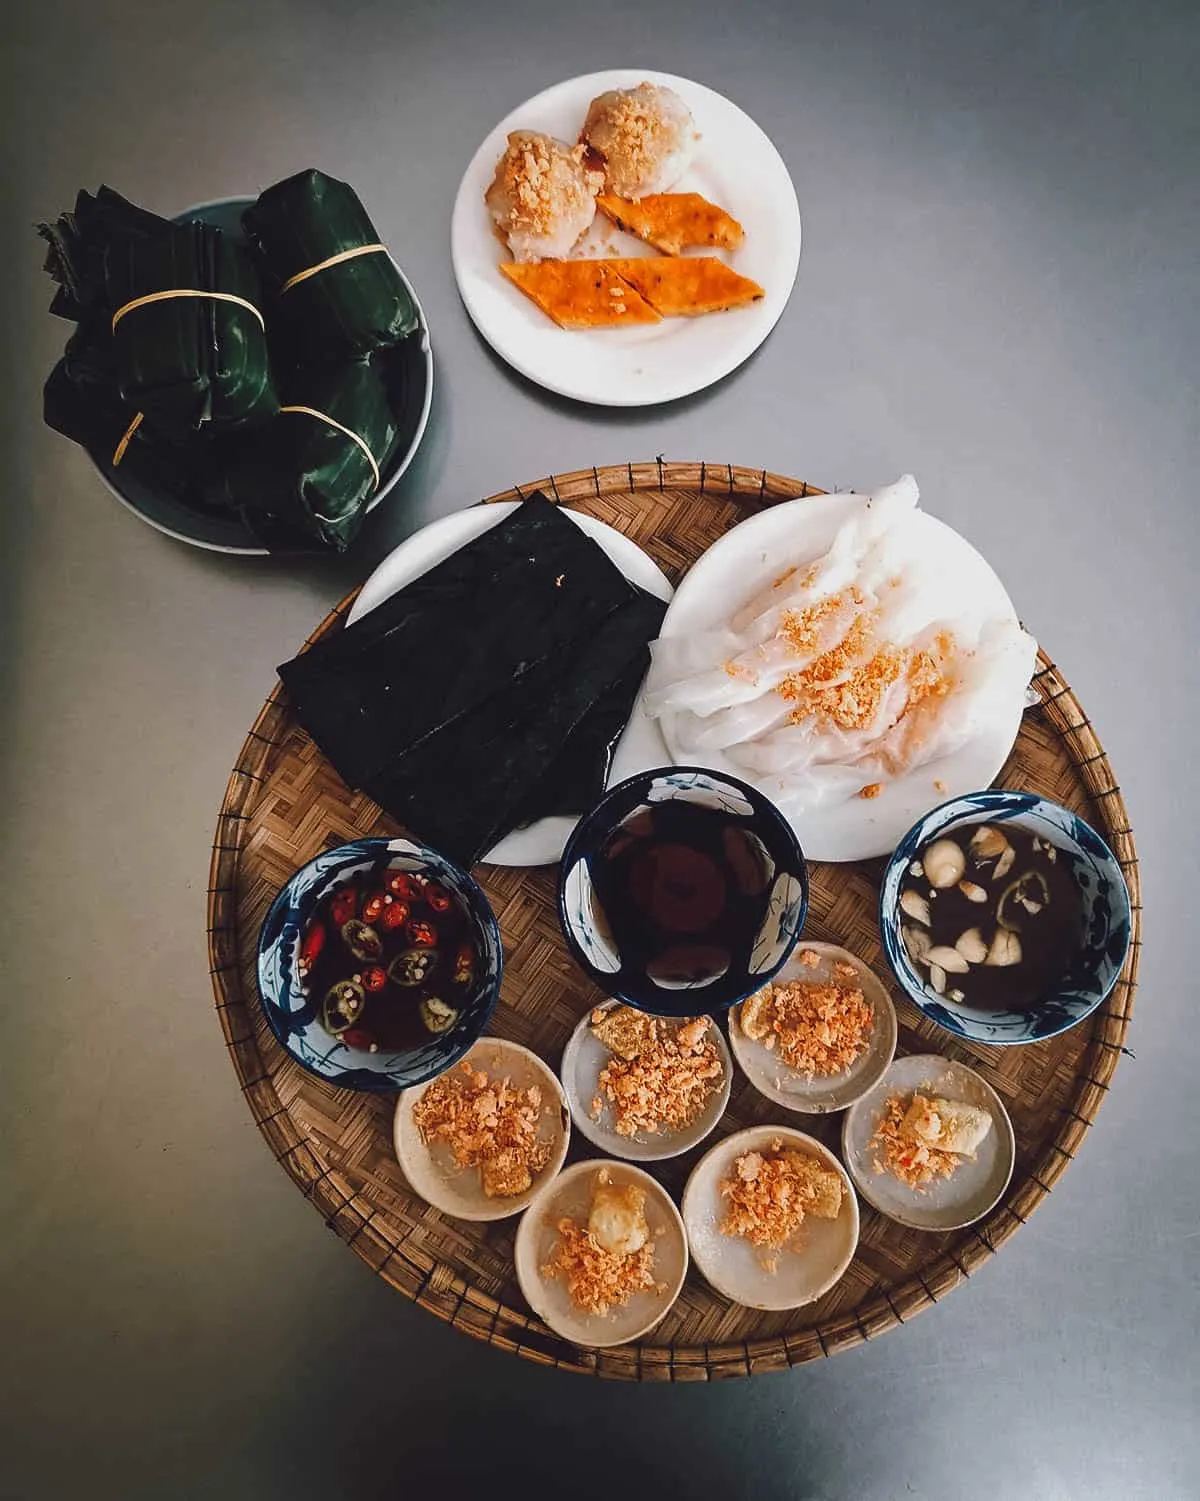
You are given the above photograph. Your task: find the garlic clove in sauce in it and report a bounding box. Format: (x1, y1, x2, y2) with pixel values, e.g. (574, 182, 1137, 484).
(924, 838, 966, 889)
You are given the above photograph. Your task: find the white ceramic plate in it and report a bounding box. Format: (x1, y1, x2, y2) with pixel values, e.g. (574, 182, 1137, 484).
(393, 1039, 570, 1222)
(514, 1159, 688, 1347)
(729, 942, 898, 1114)
(682, 1125, 859, 1311)
(90, 197, 433, 555)
(348, 500, 672, 865)
(643, 491, 1028, 861)
(450, 69, 801, 406)
(560, 1002, 733, 1161)
(841, 1053, 1015, 1231)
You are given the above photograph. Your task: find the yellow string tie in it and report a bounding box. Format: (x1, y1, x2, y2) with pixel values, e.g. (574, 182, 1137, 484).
(279, 243, 388, 294)
(111, 289, 265, 334)
(279, 406, 381, 492)
(111, 411, 145, 467)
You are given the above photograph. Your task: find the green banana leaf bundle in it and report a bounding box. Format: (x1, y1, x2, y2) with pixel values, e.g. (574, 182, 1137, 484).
(104, 220, 278, 435)
(224, 359, 400, 553)
(39, 186, 172, 323)
(40, 190, 277, 437)
(242, 169, 418, 359)
(43, 319, 227, 512)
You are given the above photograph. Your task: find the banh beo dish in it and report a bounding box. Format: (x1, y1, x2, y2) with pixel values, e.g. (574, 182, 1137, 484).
(393, 1038, 570, 1221)
(682, 1126, 860, 1311)
(560, 1001, 733, 1161)
(730, 942, 898, 1113)
(514, 1161, 689, 1347)
(842, 1054, 1016, 1232)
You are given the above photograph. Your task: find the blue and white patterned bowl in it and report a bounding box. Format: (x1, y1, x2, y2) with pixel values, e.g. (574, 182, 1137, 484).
(557, 767, 809, 1017)
(257, 837, 503, 1091)
(879, 792, 1131, 1045)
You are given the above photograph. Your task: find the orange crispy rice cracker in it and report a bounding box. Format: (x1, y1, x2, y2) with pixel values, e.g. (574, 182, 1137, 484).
(607, 255, 764, 316)
(499, 259, 660, 329)
(596, 192, 744, 255)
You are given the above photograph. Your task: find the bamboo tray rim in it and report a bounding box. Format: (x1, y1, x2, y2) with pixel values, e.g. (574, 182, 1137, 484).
(206, 460, 1141, 1381)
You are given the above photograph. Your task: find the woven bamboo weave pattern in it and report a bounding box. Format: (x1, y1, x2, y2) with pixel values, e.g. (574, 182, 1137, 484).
(207, 463, 1140, 1380)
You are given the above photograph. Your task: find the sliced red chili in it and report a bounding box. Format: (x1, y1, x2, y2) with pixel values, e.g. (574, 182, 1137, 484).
(299, 921, 326, 968)
(330, 886, 359, 926)
(381, 900, 410, 930)
(361, 966, 388, 992)
(339, 1027, 373, 1052)
(385, 870, 422, 901)
(406, 919, 438, 948)
(425, 882, 453, 913)
(453, 943, 475, 985)
(361, 892, 387, 924)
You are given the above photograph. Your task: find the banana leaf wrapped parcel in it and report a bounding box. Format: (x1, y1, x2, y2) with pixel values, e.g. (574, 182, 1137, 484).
(242, 169, 418, 359)
(43, 320, 227, 512)
(223, 359, 400, 552)
(104, 220, 277, 434)
(40, 188, 277, 436)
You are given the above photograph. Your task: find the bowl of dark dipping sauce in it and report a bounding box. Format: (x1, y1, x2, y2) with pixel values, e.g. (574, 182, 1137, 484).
(558, 767, 809, 1017)
(879, 791, 1131, 1045)
(257, 836, 502, 1091)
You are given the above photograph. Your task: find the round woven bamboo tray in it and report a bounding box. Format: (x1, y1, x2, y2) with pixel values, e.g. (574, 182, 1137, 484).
(207, 461, 1141, 1381)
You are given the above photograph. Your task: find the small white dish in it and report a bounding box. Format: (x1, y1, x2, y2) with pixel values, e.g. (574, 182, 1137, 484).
(514, 1159, 688, 1348)
(841, 1053, 1016, 1231)
(729, 942, 897, 1114)
(560, 1002, 733, 1161)
(349, 500, 673, 865)
(682, 1125, 859, 1311)
(450, 69, 802, 407)
(393, 1038, 570, 1222)
(644, 490, 1029, 861)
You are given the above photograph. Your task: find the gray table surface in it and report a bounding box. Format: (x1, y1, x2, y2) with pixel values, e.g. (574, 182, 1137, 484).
(3, 0, 1198, 1496)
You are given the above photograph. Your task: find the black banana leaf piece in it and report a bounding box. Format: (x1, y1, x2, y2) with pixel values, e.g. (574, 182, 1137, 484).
(38, 185, 171, 322)
(278, 495, 639, 790)
(104, 220, 277, 435)
(43, 319, 229, 513)
(361, 589, 667, 866)
(242, 169, 418, 359)
(224, 359, 400, 553)
(516, 643, 661, 822)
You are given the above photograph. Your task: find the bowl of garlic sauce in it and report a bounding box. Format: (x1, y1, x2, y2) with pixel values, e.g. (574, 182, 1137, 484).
(879, 791, 1131, 1045)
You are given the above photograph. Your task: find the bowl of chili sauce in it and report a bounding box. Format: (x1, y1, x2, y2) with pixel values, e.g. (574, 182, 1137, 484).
(257, 837, 503, 1091)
